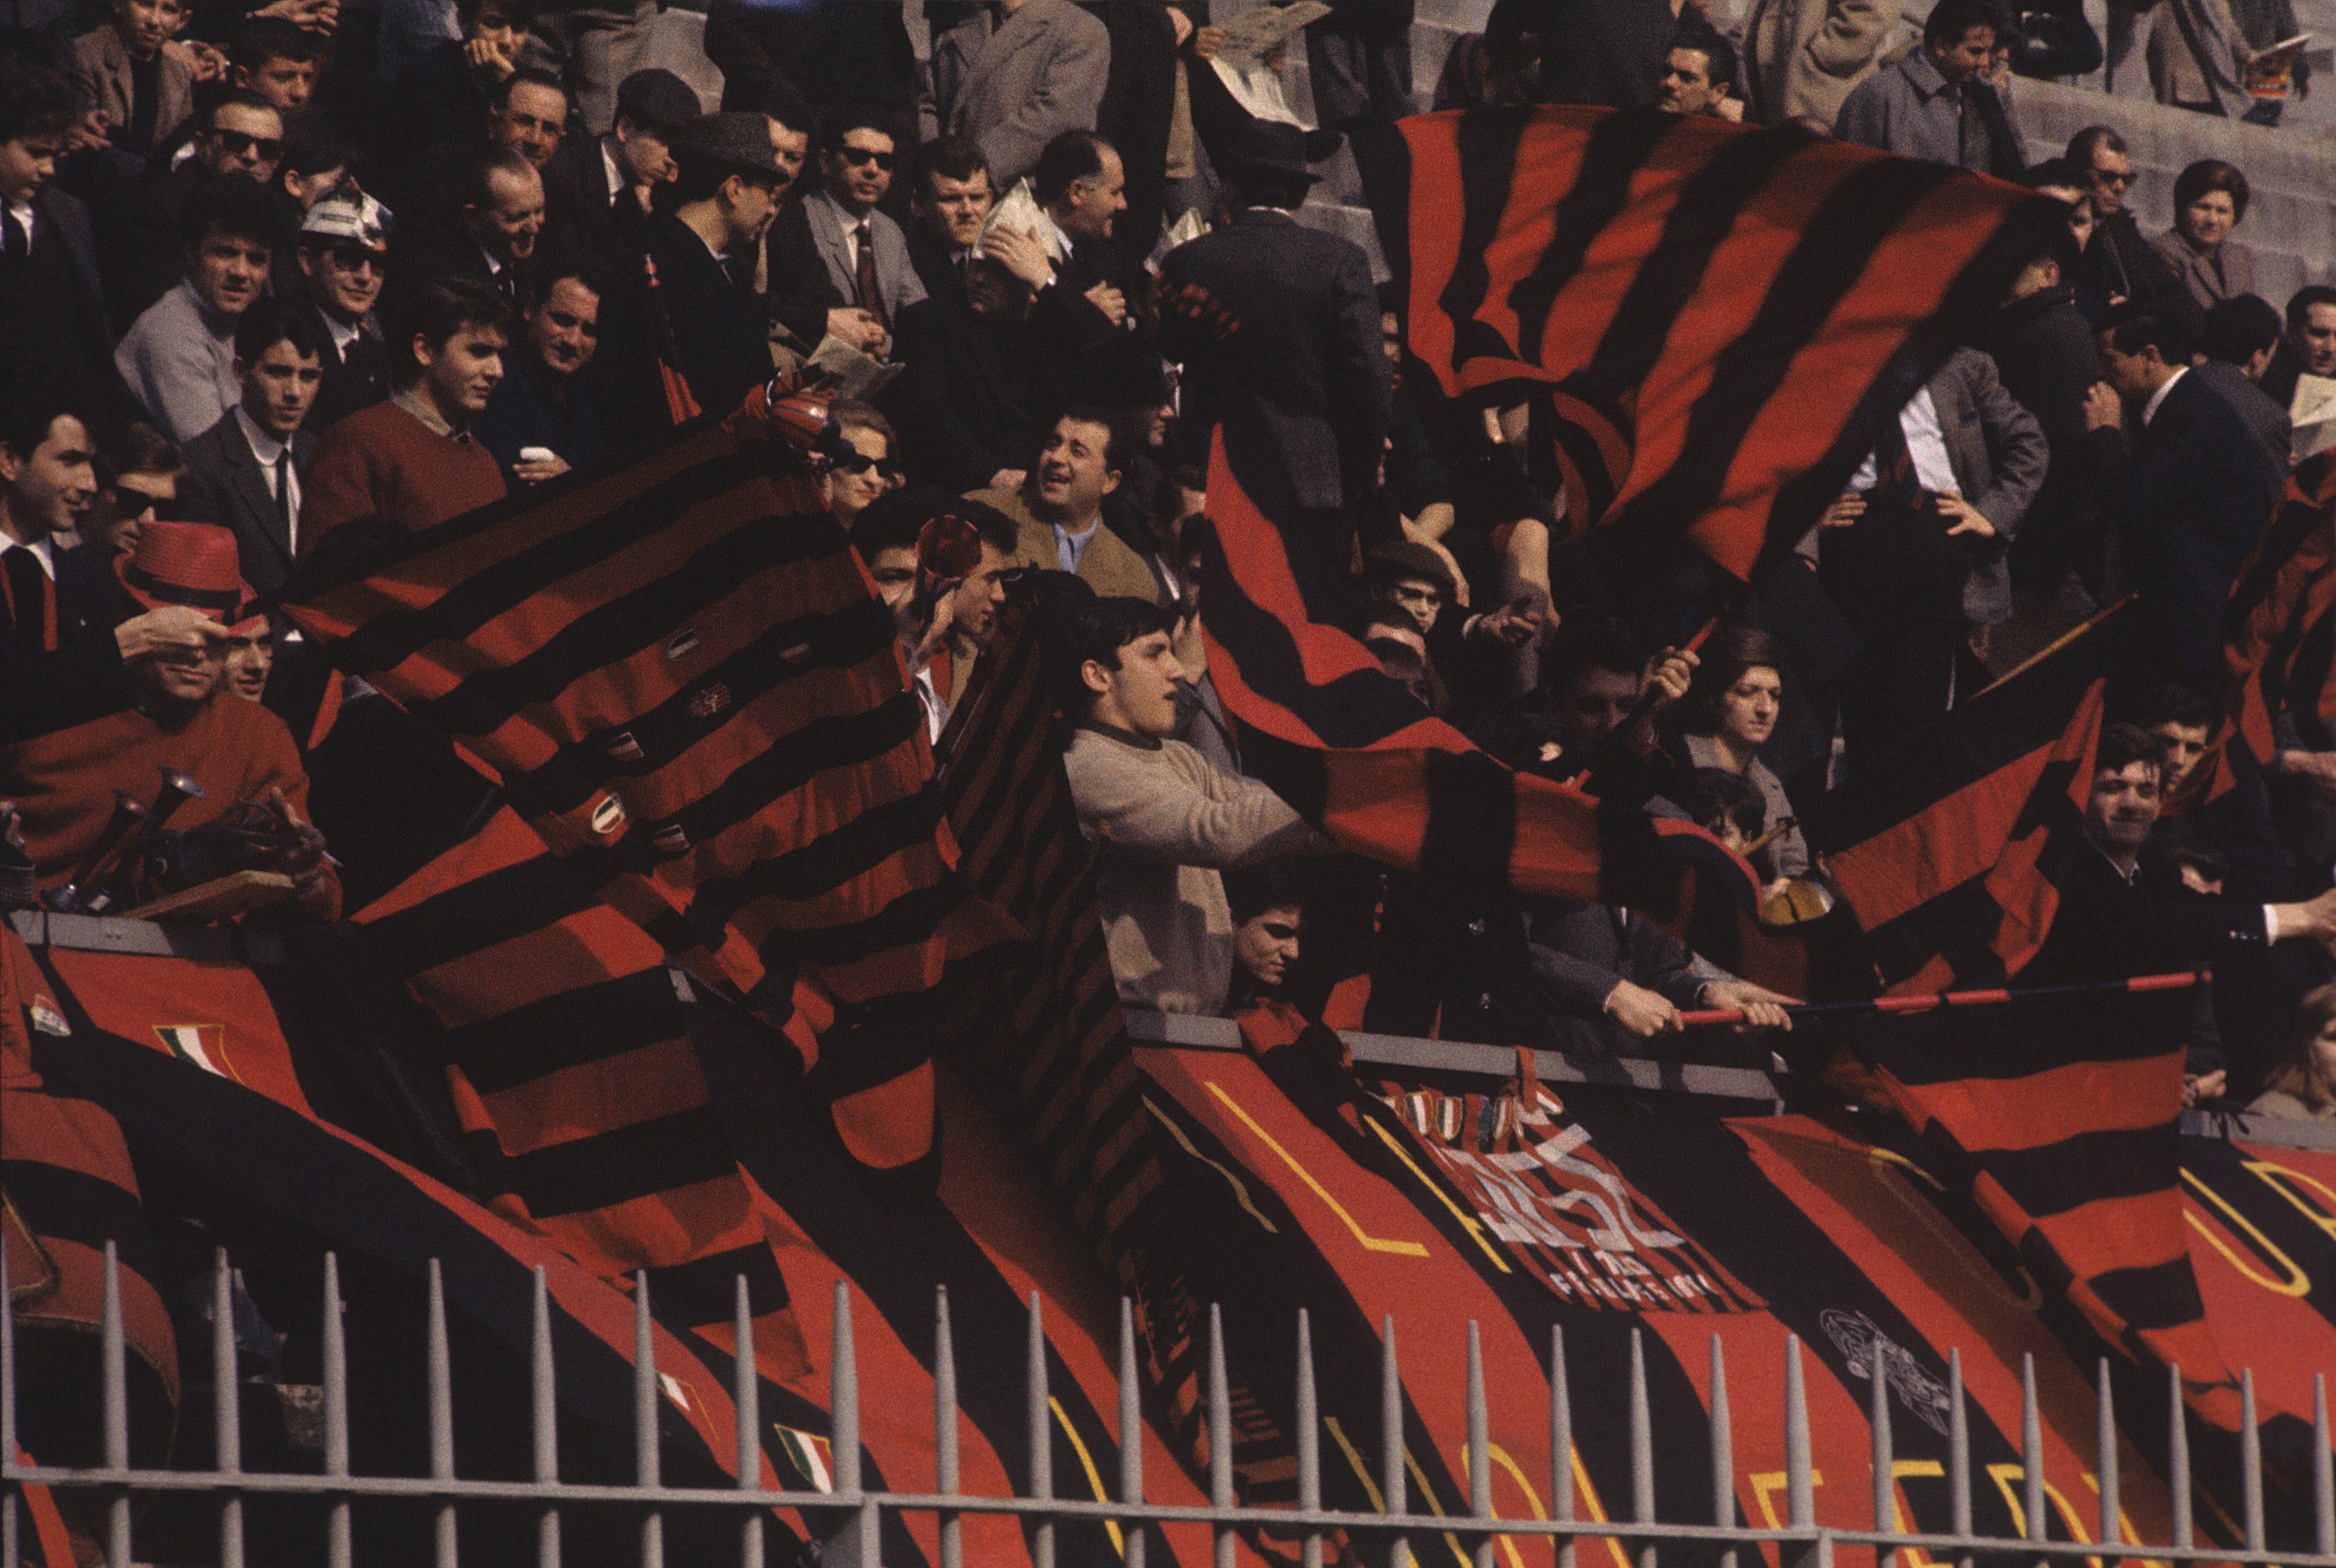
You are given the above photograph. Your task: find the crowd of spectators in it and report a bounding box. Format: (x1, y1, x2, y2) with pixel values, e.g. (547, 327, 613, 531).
(5, 0, 2336, 1124)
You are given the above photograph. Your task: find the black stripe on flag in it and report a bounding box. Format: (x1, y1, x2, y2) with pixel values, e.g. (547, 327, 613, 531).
(497, 1107, 740, 1218)
(1509, 109, 1681, 366)
(441, 970, 684, 1096)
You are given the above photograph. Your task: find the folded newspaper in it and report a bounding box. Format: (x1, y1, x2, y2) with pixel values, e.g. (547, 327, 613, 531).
(1147, 207, 1207, 273)
(1210, 0, 1332, 127)
(2294, 372, 2336, 463)
(811, 335, 901, 400)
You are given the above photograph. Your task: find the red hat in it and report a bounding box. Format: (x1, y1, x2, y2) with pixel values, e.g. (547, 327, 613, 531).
(114, 521, 253, 623)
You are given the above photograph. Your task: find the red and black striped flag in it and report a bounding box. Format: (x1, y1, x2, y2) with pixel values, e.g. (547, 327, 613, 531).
(1803, 601, 2129, 995)
(1353, 106, 2072, 580)
(2221, 451, 2336, 776)
(278, 391, 983, 1178)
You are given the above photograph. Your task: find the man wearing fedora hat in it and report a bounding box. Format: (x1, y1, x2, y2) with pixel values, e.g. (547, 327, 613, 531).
(593, 111, 786, 435)
(1155, 119, 1388, 561)
(1, 519, 341, 920)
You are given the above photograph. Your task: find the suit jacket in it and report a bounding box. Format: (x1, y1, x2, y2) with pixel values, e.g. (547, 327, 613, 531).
(305, 304, 396, 430)
(904, 219, 969, 309)
(69, 26, 197, 156)
(593, 213, 773, 438)
(764, 189, 927, 334)
(1156, 208, 1390, 513)
(1925, 347, 2048, 625)
(551, 136, 652, 266)
(925, 0, 1111, 187)
(2150, 230, 2256, 314)
(1742, 0, 1893, 124)
(178, 414, 320, 601)
(2081, 211, 2196, 334)
(971, 485, 1169, 606)
(0, 542, 134, 744)
(0, 185, 116, 396)
(2088, 367, 2283, 683)
(2021, 841, 2270, 988)
(1524, 896, 1731, 1058)
(882, 293, 1062, 490)
(2192, 357, 2291, 484)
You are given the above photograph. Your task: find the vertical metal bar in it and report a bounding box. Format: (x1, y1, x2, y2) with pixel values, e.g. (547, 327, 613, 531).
(1209, 1305, 1233, 1568)
(2167, 1364, 2192, 1553)
(1948, 1349, 1970, 1547)
(532, 1271, 558, 1568)
(213, 1250, 243, 1568)
(1025, 1292, 1054, 1568)
(427, 1259, 457, 1568)
(1785, 1336, 1813, 1529)
(1552, 1324, 1575, 1568)
(936, 1287, 960, 1568)
(2020, 1354, 2043, 1553)
(1870, 1330, 1893, 1568)
(1383, 1315, 1408, 1568)
(734, 1274, 762, 1568)
(2312, 1373, 2332, 1558)
(1710, 1336, 1735, 1568)
(532, 1266, 560, 1568)
(1296, 1309, 1321, 1568)
(322, 1252, 350, 1568)
(1628, 1328, 1655, 1568)
(634, 1272, 662, 1568)
(2094, 1359, 2118, 1568)
(2241, 1368, 2263, 1554)
(1468, 1322, 1492, 1568)
(831, 1282, 875, 1565)
(102, 1242, 127, 1568)
(1118, 1298, 1145, 1568)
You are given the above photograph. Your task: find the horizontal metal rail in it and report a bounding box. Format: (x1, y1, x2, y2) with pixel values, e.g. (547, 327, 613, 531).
(9, 1247, 2336, 1568)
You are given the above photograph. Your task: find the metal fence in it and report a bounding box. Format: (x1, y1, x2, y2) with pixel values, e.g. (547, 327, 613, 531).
(9, 1239, 2336, 1568)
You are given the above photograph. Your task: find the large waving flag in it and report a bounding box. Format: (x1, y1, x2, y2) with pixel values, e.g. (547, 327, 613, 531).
(1354, 106, 2072, 580)
(278, 390, 987, 1177)
(2222, 451, 2336, 774)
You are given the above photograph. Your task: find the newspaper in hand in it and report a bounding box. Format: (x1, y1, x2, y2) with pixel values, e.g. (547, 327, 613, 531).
(1147, 207, 1207, 274)
(979, 177, 1062, 261)
(810, 335, 902, 401)
(2293, 373, 2336, 464)
(1214, 0, 1332, 56)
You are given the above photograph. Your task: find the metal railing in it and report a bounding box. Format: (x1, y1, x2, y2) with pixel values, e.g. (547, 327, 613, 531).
(10, 1245, 2336, 1568)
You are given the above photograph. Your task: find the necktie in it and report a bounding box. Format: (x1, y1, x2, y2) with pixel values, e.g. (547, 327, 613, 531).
(1873, 411, 1923, 510)
(854, 223, 888, 333)
(1955, 84, 1986, 171)
(4, 548, 55, 654)
(273, 449, 294, 551)
(2, 206, 27, 267)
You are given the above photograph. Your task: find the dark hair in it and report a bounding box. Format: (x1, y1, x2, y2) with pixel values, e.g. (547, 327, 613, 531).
(613, 68, 698, 137)
(728, 80, 811, 135)
(1176, 511, 1215, 565)
(917, 134, 988, 190)
(670, 139, 776, 205)
(1054, 404, 1126, 475)
(2172, 158, 2249, 223)
(1224, 858, 1306, 926)
(1067, 596, 1177, 712)
(1924, 0, 2002, 44)
(99, 422, 182, 487)
(457, 0, 536, 31)
(1227, 167, 1311, 212)
(2064, 125, 2128, 167)
(386, 277, 509, 378)
(205, 89, 280, 128)
(2095, 720, 2164, 781)
(461, 142, 537, 210)
(229, 15, 327, 69)
(1033, 128, 1111, 207)
(536, 259, 605, 302)
(0, 58, 83, 144)
(278, 122, 354, 181)
(2130, 682, 2214, 732)
(1667, 26, 1737, 91)
(1682, 624, 1785, 735)
(490, 65, 566, 112)
(2032, 220, 2083, 283)
(2097, 301, 2193, 365)
(1681, 768, 1765, 842)
(817, 103, 894, 157)
(2018, 156, 2083, 189)
(0, 382, 95, 465)
(847, 488, 929, 559)
(2287, 285, 2336, 335)
(2203, 294, 2283, 364)
(181, 176, 293, 254)
(232, 295, 329, 365)
(1542, 614, 1644, 698)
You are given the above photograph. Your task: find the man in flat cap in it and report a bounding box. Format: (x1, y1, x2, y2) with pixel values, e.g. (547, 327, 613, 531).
(592, 111, 784, 435)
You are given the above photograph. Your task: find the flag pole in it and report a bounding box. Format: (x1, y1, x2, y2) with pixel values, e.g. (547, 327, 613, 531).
(1676, 967, 2203, 1027)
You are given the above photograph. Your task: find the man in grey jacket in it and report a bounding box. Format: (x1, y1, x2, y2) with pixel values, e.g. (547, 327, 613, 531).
(924, 0, 1110, 191)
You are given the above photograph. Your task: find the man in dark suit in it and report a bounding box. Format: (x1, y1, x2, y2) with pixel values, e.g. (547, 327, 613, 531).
(1815, 345, 2046, 764)
(0, 61, 119, 408)
(559, 66, 698, 264)
(0, 385, 140, 741)
(2085, 302, 2284, 690)
(290, 189, 396, 428)
(1154, 119, 1389, 580)
(2192, 294, 2291, 484)
(904, 133, 991, 309)
(392, 144, 549, 318)
(1027, 128, 1144, 362)
(883, 249, 1063, 492)
(592, 112, 783, 436)
(178, 300, 324, 602)
(2067, 127, 2195, 334)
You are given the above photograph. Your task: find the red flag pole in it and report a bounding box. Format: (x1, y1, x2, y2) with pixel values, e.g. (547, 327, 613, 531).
(1675, 967, 2204, 1027)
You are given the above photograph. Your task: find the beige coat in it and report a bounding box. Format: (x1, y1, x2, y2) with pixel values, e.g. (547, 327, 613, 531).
(69, 25, 197, 155)
(1740, 0, 1895, 127)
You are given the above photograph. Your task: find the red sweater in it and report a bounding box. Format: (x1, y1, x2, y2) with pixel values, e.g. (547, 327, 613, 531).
(3, 695, 340, 918)
(301, 398, 507, 547)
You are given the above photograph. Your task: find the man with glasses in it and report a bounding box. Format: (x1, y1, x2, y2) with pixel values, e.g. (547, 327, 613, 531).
(2066, 125, 2192, 332)
(764, 109, 921, 358)
(291, 190, 395, 428)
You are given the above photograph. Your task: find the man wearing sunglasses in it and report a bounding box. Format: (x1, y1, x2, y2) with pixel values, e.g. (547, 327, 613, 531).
(291, 189, 395, 427)
(2066, 125, 2192, 333)
(763, 109, 922, 359)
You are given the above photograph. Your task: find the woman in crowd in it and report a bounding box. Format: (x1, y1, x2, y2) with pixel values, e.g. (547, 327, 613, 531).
(2152, 159, 2257, 312)
(2249, 984, 2336, 1121)
(1676, 626, 1809, 899)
